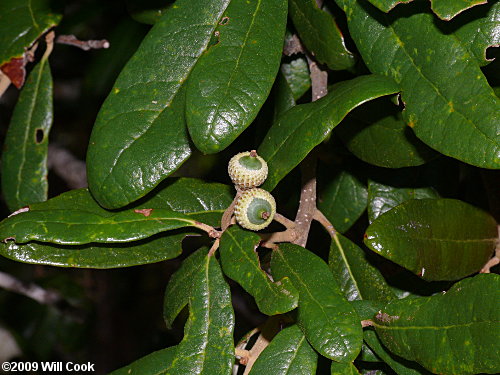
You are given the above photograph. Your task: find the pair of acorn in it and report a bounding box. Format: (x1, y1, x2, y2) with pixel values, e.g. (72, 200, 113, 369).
(228, 151, 276, 231)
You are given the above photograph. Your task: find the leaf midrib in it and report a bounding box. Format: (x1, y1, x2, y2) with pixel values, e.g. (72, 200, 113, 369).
(15, 58, 46, 206)
(226, 230, 289, 303)
(205, 0, 263, 145)
(275, 249, 350, 352)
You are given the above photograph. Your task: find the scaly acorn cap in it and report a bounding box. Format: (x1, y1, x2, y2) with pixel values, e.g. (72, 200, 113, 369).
(228, 150, 268, 190)
(234, 188, 276, 231)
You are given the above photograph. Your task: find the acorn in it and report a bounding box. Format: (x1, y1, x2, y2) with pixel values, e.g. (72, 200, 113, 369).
(228, 150, 268, 190)
(234, 188, 276, 231)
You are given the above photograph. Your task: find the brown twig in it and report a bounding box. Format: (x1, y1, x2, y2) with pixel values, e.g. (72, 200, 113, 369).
(283, 34, 305, 56)
(313, 209, 337, 238)
(306, 55, 328, 101)
(0, 71, 11, 98)
(48, 144, 87, 189)
(56, 35, 110, 51)
(237, 316, 283, 375)
(293, 154, 318, 247)
(0, 271, 61, 305)
(221, 193, 240, 231)
(361, 319, 375, 328)
(44, 31, 55, 58)
(481, 225, 500, 273)
(208, 238, 220, 257)
(274, 213, 295, 229)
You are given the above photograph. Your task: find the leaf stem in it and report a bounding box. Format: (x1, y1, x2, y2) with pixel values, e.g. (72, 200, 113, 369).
(313, 208, 337, 238)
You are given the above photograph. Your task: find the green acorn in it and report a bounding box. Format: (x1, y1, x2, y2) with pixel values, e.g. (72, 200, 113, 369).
(234, 188, 276, 231)
(228, 150, 268, 190)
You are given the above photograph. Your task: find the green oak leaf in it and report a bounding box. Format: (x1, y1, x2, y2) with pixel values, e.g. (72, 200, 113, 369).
(109, 346, 177, 374)
(271, 243, 362, 362)
(373, 274, 500, 375)
(281, 56, 311, 101)
(1, 53, 53, 211)
(452, 1, 500, 66)
(163, 247, 207, 328)
(365, 0, 413, 13)
(164, 255, 234, 375)
(364, 198, 498, 281)
(329, 233, 395, 302)
(186, 0, 287, 154)
(318, 165, 368, 233)
(249, 325, 318, 375)
(331, 361, 360, 375)
(367, 177, 439, 223)
(289, 0, 355, 70)
(259, 74, 400, 191)
(364, 330, 430, 375)
(431, 0, 487, 21)
(0, 178, 232, 268)
(336, 0, 500, 169)
(336, 99, 437, 168)
(219, 226, 299, 315)
(87, 0, 231, 209)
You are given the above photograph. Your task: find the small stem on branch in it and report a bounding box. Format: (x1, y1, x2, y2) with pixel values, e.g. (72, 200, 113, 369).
(273, 213, 295, 229)
(208, 238, 220, 257)
(56, 35, 110, 51)
(361, 320, 374, 328)
(313, 209, 337, 238)
(221, 191, 241, 231)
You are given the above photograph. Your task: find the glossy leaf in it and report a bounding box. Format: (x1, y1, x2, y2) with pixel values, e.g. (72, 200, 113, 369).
(367, 178, 439, 223)
(220, 226, 298, 315)
(365, 199, 498, 281)
(281, 56, 311, 101)
(0, 178, 232, 268)
(355, 297, 427, 374)
(271, 243, 362, 362)
(331, 361, 360, 375)
(186, 0, 287, 153)
(364, 330, 427, 375)
(431, 0, 487, 21)
(365, 0, 413, 12)
(337, 0, 500, 168)
(360, 342, 380, 363)
(164, 256, 234, 374)
(259, 75, 400, 191)
(329, 233, 394, 302)
(109, 346, 177, 375)
(249, 325, 318, 375)
(0, 0, 61, 87)
(87, 0, 232, 209)
(273, 72, 296, 121)
(318, 166, 368, 233)
(373, 274, 500, 374)
(289, 0, 355, 70)
(125, 0, 172, 24)
(0, 207, 198, 245)
(163, 248, 207, 328)
(336, 99, 436, 168)
(453, 1, 500, 66)
(0, 234, 187, 269)
(1, 55, 53, 211)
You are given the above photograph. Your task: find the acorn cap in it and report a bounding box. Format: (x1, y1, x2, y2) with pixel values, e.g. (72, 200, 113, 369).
(228, 150, 268, 190)
(234, 188, 276, 231)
